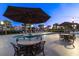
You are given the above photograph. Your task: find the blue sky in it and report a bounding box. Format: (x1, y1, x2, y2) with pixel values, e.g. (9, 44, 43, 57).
(0, 3, 79, 26)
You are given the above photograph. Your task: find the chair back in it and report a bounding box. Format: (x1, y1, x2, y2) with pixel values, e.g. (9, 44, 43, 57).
(60, 35, 64, 38)
(40, 41, 46, 49)
(69, 34, 76, 40)
(32, 41, 46, 55)
(10, 42, 18, 52)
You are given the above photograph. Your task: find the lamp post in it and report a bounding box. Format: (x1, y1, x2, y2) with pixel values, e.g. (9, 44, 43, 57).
(71, 17, 76, 34)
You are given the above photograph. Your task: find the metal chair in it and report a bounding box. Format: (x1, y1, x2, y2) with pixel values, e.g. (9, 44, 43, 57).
(66, 39, 75, 48)
(32, 41, 46, 56)
(10, 42, 25, 56)
(17, 44, 31, 56)
(65, 34, 76, 48)
(59, 34, 64, 41)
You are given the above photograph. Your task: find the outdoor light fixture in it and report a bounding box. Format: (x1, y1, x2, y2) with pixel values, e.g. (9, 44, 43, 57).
(71, 17, 75, 22)
(0, 21, 4, 34)
(31, 25, 34, 27)
(0, 21, 4, 25)
(0, 21, 7, 35)
(73, 24, 76, 29)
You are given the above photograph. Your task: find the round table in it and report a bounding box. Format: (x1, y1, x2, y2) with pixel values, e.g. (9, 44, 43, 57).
(24, 35, 42, 40)
(17, 40, 41, 46)
(14, 34, 42, 41)
(60, 34, 71, 41)
(60, 33, 70, 36)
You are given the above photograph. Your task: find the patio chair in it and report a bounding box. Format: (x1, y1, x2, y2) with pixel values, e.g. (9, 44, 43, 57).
(17, 44, 32, 56)
(10, 42, 25, 56)
(65, 34, 76, 48)
(66, 39, 75, 48)
(69, 34, 76, 41)
(59, 34, 64, 41)
(32, 41, 46, 56)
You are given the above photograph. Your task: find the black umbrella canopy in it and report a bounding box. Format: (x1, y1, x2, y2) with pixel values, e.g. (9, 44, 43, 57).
(3, 6, 50, 24)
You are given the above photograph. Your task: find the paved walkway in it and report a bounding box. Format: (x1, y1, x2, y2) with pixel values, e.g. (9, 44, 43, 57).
(0, 33, 79, 56)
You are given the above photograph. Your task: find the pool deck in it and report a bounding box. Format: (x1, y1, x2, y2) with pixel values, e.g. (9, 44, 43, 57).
(0, 32, 79, 56)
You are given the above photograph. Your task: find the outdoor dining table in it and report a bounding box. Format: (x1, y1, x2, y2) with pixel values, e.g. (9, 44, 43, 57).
(60, 33, 71, 41)
(17, 40, 41, 46)
(60, 34, 70, 36)
(60, 33, 76, 48)
(13, 34, 42, 41)
(24, 34, 42, 40)
(17, 40, 41, 55)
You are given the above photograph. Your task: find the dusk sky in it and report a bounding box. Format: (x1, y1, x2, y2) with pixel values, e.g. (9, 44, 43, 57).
(0, 3, 79, 26)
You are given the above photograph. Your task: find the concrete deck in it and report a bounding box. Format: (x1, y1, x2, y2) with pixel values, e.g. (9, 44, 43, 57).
(0, 32, 79, 56)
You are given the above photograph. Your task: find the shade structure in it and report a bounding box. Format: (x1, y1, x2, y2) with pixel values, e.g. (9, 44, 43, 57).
(3, 6, 50, 24)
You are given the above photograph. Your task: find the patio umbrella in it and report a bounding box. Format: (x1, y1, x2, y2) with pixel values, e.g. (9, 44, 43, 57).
(3, 6, 50, 24)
